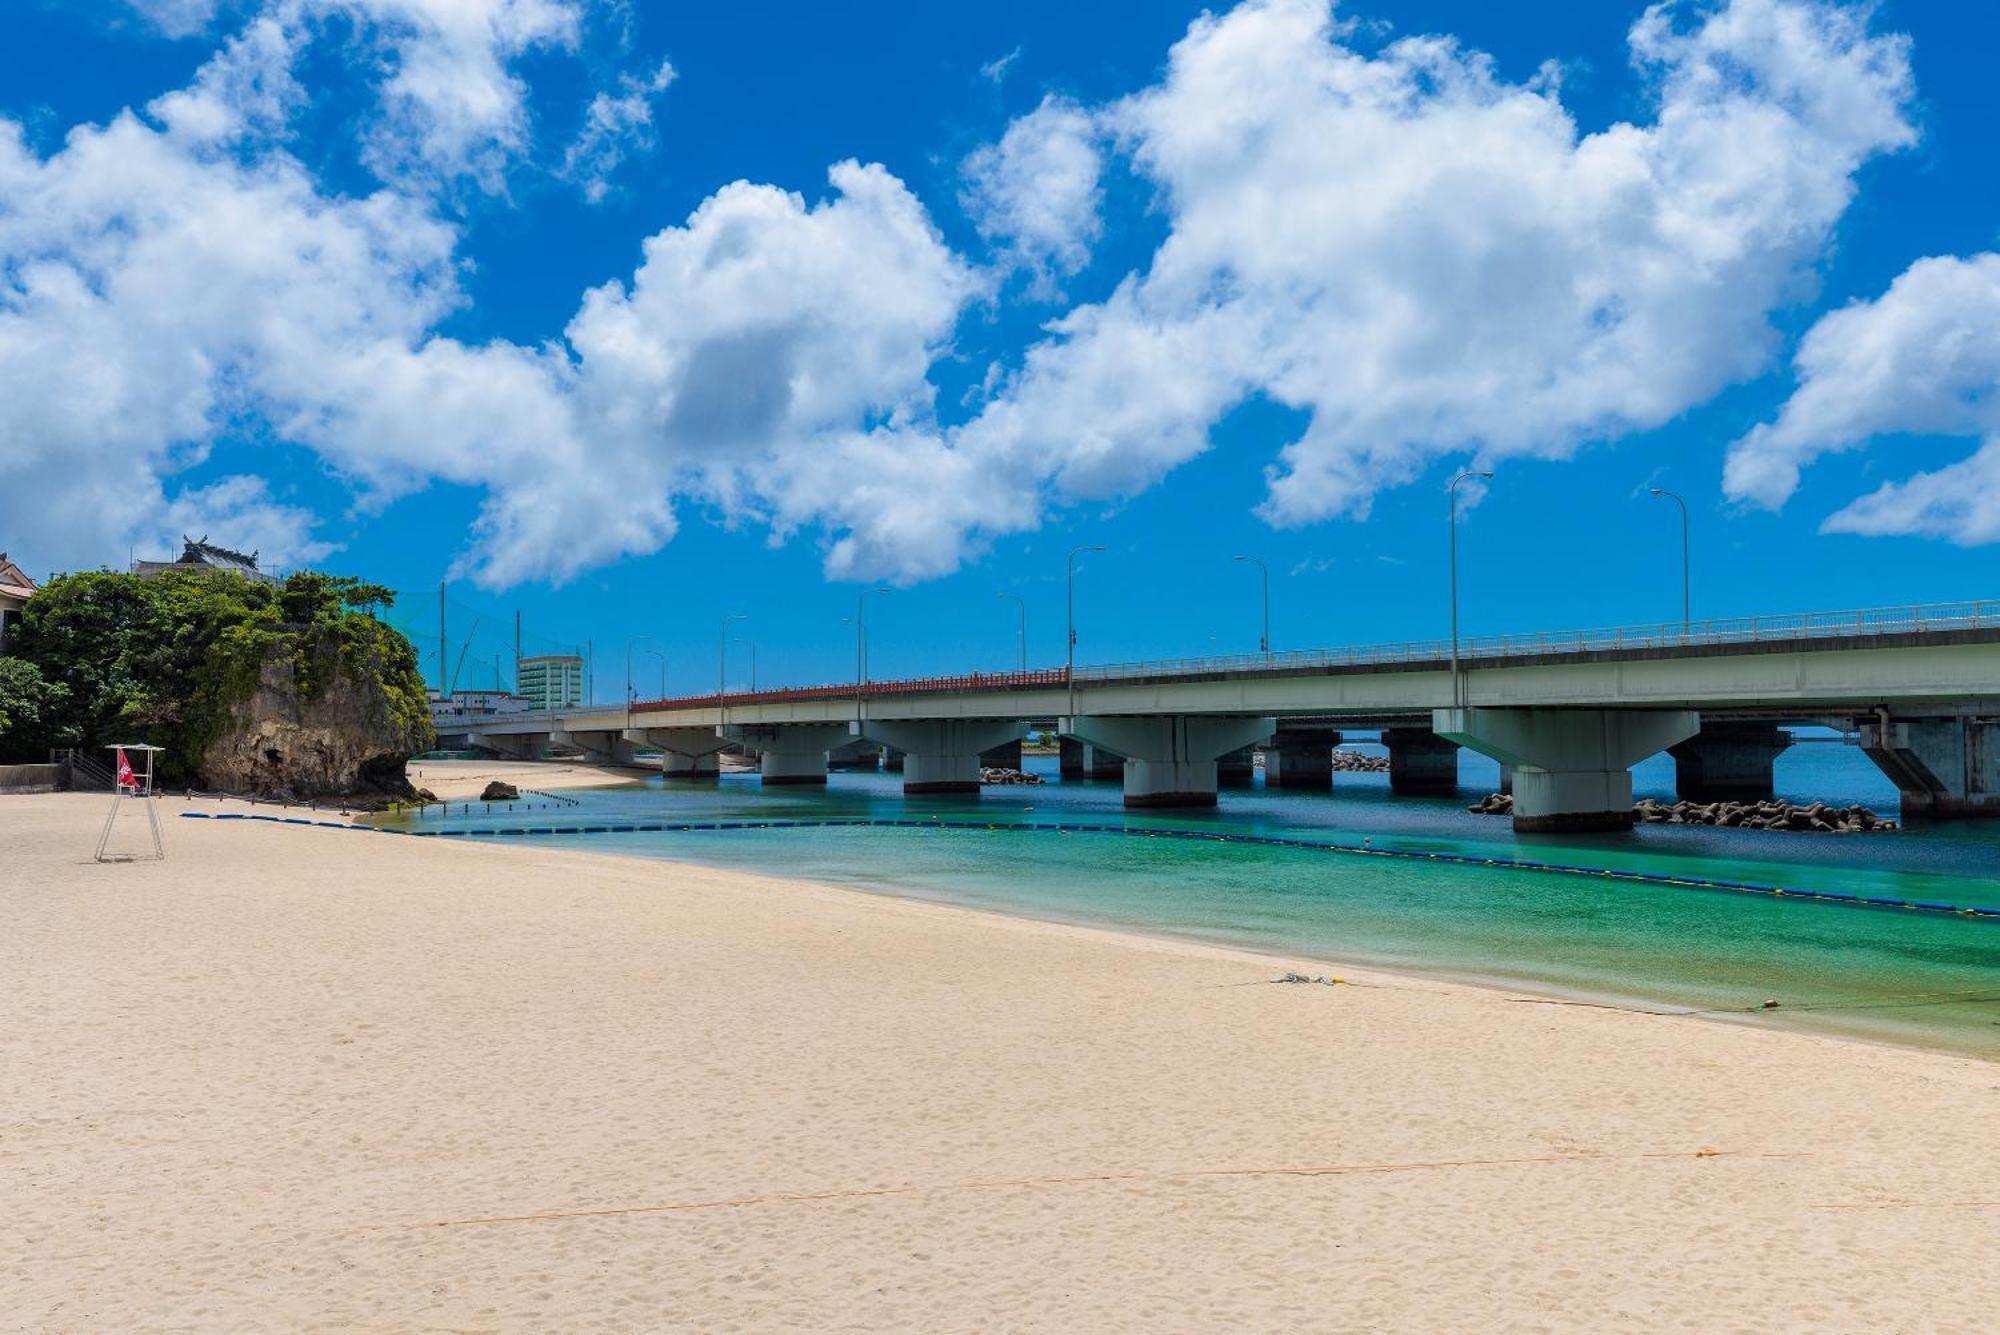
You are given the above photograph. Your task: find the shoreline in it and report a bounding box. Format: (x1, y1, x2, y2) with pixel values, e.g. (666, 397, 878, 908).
(352, 786, 2000, 1060)
(468, 822, 2000, 1063)
(12, 789, 1998, 1327)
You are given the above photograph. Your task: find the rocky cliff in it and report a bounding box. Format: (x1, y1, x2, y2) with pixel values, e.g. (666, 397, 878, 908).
(201, 635, 433, 800)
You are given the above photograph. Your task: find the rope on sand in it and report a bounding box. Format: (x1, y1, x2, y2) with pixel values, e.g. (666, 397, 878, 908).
(176, 811, 2000, 924)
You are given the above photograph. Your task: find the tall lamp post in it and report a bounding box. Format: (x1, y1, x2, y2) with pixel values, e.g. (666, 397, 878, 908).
(1233, 555, 1270, 658)
(1649, 487, 1691, 635)
(641, 647, 667, 699)
(1067, 544, 1105, 713)
(718, 614, 747, 712)
(624, 633, 652, 705)
(856, 587, 890, 719)
(996, 592, 1026, 672)
(1448, 470, 1494, 709)
(734, 637, 757, 693)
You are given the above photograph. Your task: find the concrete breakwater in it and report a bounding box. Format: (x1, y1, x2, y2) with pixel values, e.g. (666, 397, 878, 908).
(1467, 792, 1898, 833)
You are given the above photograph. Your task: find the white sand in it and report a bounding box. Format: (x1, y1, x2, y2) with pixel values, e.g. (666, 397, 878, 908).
(3, 790, 1996, 1331)
(410, 757, 648, 800)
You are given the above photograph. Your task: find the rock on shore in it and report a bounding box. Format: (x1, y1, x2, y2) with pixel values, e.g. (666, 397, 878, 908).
(1467, 792, 1897, 832)
(1329, 750, 1389, 773)
(981, 767, 1044, 785)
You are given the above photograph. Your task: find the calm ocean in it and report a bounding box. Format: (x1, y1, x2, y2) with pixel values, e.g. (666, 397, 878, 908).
(384, 736, 2000, 1056)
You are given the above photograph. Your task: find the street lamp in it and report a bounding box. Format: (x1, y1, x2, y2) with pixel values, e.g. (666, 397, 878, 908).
(625, 633, 652, 705)
(1233, 555, 1270, 658)
(1649, 487, 1691, 635)
(733, 636, 757, 693)
(996, 592, 1026, 672)
(718, 614, 747, 703)
(1067, 545, 1105, 703)
(856, 588, 890, 718)
(1448, 470, 1494, 709)
(641, 647, 667, 698)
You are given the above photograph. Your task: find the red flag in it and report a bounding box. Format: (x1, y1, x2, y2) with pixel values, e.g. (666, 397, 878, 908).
(115, 748, 138, 792)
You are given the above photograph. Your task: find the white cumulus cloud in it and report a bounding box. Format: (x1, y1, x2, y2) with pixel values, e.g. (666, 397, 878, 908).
(561, 59, 676, 204)
(1728, 253, 2000, 543)
(0, 0, 1939, 588)
(309, 0, 584, 193)
(961, 95, 1103, 296)
(948, 0, 1915, 533)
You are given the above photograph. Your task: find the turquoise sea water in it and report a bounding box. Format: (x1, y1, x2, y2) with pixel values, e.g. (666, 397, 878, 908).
(382, 739, 2000, 1057)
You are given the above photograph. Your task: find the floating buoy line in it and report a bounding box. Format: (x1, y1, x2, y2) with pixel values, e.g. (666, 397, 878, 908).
(178, 811, 2000, 923)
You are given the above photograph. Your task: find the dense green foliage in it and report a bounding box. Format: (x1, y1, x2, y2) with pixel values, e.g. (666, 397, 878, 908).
(0, 657, 68, 744)
(0, 569, 431, 782)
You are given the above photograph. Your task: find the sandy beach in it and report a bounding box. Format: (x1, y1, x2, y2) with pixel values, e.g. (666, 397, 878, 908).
(409, 758, 650, 800)
(4, 790, 1996, 1331)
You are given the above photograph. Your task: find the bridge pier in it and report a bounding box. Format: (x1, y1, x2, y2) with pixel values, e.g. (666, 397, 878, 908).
(552, 728, 640, 765)
(1859, 716, 2000, 820)
(854, 720, 1030, 795)
(980, 738, 1024, 771)
(1382, 727, 1460, 794)
(1437, 708, 1700, 833)
(468, 731, 544, 761)
(1084, 745, 1124, 780)
(1669, 723, 1793, 802)
(1063, 716, 1274, 809)
(1263, 727, 1341, 788)
(1057, 737, 1124, 779)
(826, 739, 880, 772)
(1218, 746, 1257, 786)
(880, 746, 904, 773)
(720, 723, 850, 786)
(624, 727, 728, 780)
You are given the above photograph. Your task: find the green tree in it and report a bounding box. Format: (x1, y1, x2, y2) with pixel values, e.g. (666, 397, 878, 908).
(4, 569, 432, 785)
(0, 657, 72, 758)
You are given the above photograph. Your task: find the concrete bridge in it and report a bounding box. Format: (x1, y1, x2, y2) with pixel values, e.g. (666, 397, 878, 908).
(435, 600, 2000, 831)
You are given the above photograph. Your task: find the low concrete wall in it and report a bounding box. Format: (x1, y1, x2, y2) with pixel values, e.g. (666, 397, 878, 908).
(0, 763, 62, 794)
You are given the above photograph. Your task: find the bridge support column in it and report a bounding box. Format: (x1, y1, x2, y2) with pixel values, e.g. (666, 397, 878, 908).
(854, 720, 1030, 795)
(1382, 727, 1460, 795)
(1084, 745, 1125, 780)
(1669, 723, 1793, 802)
(881, 747, 904, 773)
(1437, 708, 1699, 833)
(625, 728, 727, 781)
(721, 724, 851, 787)
(826, 740, 880, 772)
(1499, 764, 1515, 796)
(1063, 716, 1274, 809)
(1859, 716, 2000, 820)
(1218, 746, 1257, 786)
(1058, 737, 1084, 778)
(552, 729, 638, 765)
(980, 739, 1023, 771)
(468, 732, 545, 761)
(1263, 728, 1341, 788)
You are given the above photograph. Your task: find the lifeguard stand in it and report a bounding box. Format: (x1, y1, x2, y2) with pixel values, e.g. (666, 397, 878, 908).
(94, 743, 165, 863)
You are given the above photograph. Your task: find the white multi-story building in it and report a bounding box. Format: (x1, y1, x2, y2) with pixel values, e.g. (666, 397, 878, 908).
(516, 654, 585, 710)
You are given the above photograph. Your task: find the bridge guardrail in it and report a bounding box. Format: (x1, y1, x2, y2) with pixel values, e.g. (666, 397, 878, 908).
(436, 598, 1997, 722)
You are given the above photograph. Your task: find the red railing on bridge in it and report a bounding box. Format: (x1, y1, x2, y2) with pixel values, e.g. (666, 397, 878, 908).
(584, 596, 2000, 717)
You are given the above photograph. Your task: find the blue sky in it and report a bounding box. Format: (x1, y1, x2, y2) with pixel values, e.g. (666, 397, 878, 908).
(4, 0, 1999, 698)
